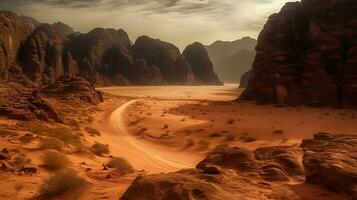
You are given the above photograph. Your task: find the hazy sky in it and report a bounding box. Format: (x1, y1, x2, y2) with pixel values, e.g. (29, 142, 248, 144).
(1, 0, 294, 50)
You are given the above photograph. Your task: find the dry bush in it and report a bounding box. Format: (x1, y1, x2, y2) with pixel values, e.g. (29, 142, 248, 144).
(84, 127, 101, 136)
(38, 137, 63, 150)
(39, 170, 88, 199)
(91, 142, 110, 156)
(41, 151, 70, 171)
(209, 132, 222, 138)
(239, 135, 257, 143)
(19, 133, 34, 143)
(227, 119, 235, 125)
(225, 134, 236, 141)
(273, 130, 285, 135)
(107, 157, 134, 175)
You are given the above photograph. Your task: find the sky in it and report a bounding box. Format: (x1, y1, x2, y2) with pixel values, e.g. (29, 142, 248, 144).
(1, 0, 294, 50)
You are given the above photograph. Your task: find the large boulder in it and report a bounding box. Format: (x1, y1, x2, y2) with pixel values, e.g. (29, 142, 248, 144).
(301, 133, 357, 196)
(240, 0, 357, 108)
(121, 146, 305, 200)
(133, 36, 194, 84)
(0, 11, 34, 81)
(182, 42, 222, 85)
(65, 28, 134, 85)
(41, 76, 103, 105)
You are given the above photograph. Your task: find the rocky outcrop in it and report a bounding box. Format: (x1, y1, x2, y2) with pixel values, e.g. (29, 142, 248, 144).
(65, 28, 134, 86)
(41, 76, 103, 105)
(301, 133, 357, 196)
(121, 145, 305, 200)
(19, 23, 76, 84)
(0, 11, 34, 81)
(133, 36, 194, 84)
(239, 70, 251, 88)
(183, 42, 222, 85)
(240, 0, 357, 108)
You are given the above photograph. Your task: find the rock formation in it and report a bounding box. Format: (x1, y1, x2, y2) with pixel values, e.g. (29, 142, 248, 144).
(239, 70, 251, 88)
(133, 36, 194, 85)
(206, 37, 256, 83)
(183, 42, 222, 85)
(121, 145, 305, 200)
(301, 133, 357, 196)
(0, 11, 34, 81)
(240, 0, 357, 108)
(42, 76, 103, 105)
(65, 28, 133, 86)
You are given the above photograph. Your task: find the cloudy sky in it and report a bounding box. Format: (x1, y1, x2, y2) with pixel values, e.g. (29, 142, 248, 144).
(1, 0, 294, 50)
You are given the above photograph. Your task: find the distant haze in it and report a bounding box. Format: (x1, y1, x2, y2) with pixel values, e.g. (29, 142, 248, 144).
(1, 0, 294, 50)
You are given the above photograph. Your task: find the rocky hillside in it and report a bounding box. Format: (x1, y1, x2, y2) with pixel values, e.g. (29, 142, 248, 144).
(206, 37, 256, 83)
(240, 0, 357, 108)
(0, 11, 222, 86)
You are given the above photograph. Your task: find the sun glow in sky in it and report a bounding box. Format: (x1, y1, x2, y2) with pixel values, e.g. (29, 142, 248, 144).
(1, 0, 295, 49)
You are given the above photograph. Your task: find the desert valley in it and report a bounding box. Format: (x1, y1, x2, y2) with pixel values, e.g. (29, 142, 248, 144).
(0, 0, 356, 199)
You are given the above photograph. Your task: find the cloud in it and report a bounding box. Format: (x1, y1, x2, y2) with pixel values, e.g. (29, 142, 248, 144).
(0, 0, 294, 49)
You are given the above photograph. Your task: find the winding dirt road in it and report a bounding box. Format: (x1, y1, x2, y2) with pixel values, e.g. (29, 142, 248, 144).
(105, 100, 202, 173)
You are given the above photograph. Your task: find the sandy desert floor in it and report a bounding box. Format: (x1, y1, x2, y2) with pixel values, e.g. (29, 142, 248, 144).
(0, 85, 355, 199)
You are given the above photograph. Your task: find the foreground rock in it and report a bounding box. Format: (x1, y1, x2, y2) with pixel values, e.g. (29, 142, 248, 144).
(240, 0, 357, 108)
(121, 146, 304, 200)
(42, 76, 103, 105)
(301, 133, 357, 196)
(183, 42, 222, 85)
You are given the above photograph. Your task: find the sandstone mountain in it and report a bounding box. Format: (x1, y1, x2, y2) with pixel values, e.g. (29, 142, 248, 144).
(206, 37, 256, 83)
(0, 11, 222, 86)
(240, 0, 357, 108)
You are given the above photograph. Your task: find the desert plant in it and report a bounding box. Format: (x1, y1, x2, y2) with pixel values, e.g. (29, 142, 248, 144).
(41, 151, 70, 171)
(39, 170, 88, 199)
(38, 137, 63, 150)
(91, 142, 110, 156)
(227, 119, 235, 125)
(85, 127, 101, 136)
(273, 130, 284, 135)
(209, 132, 222, 137)
(107, 157, 134, 175)
(19, 133, 34, 143)
(239, 135, 257, 143)
(225, 134, 236, 141)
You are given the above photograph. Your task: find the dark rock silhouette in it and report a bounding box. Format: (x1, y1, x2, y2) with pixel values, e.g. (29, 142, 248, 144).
(239, 70, 251, 88)
(240, 0, 357, 108)
(183, 42, 222, 85)
(206, 37, 256, 83)
(133, 36, 194, 85)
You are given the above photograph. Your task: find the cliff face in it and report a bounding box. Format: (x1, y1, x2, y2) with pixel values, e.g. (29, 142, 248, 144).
(241, 0, 357, 108)
(1, 11, 221, 86)
(183, 42, 222, 85)
(0, 11, 34, 81)
(133, 36, 194, 85)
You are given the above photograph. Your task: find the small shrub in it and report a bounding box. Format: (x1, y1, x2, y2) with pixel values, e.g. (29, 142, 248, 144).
(39, 170, 88, 199)
(227, 119, 235, 125)
(225, 134, 236, 141)
(39, 137, 63, 150)
(19, 133, 34, 143)
(85, 127, 101, 136)
(273, 130, 284, 135)
(209, 132, 222, 138)
(42, 151, 70, 171)
(107, 157, 134, 175)
(240, 135, 257, 143)
(91, 142, 110, 156)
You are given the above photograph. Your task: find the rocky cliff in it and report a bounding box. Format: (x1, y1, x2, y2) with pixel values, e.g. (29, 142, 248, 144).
(0, 11, 221, 86)
(183, 42, 222, 85)
(240, 0, 357, 108)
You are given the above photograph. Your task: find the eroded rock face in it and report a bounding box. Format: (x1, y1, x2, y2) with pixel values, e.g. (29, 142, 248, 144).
(66, 28, 134, 86)
(19, 23, 76, 84)
(240, 0, 357, 107)
(183, 42, 222, 85)
(121, 146, 305, 200)
(0, 11, 34, 81)
(133, 36, 194, 84)
(301, 133, 357, 196)
(41, 76, 103, 105)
